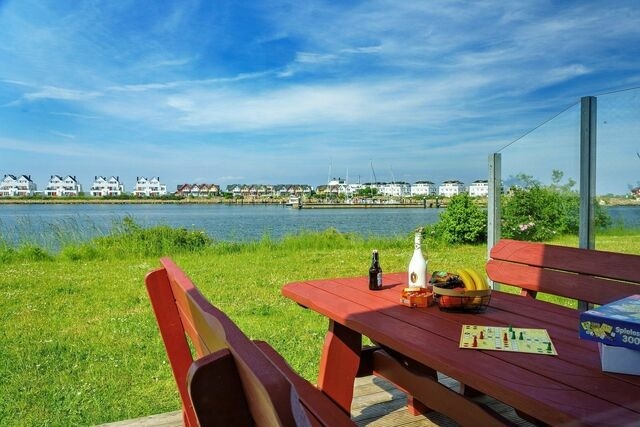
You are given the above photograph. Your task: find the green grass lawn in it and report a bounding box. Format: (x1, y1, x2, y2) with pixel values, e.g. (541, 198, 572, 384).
(0, 230, 638, 426)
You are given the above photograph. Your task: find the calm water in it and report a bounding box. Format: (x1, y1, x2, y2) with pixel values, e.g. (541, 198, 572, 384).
(0, 204, 444, 247)
(0, 203, 638, 248)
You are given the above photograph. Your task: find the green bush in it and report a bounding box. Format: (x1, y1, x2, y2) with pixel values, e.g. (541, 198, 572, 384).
(94, 217, 212, 257)
(0, 246, 15, 263)
(60, 244, 100, 261)
(54, 217, 213, 259)
(433, 193, 487, 244)
(15, 244, 53, 261)
(502, 185, 568, 241)
(501, 175, 612, 241)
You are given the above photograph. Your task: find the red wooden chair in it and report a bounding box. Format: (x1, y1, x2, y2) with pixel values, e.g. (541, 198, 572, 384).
(145, 257, 354, 427)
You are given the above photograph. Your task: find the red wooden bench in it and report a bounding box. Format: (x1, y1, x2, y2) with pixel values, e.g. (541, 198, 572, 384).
(145, 257, 354, 427)
(486, 238, 640, 304)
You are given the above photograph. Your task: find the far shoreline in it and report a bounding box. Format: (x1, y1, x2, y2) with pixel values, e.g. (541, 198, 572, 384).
(0, 196, 638, 207)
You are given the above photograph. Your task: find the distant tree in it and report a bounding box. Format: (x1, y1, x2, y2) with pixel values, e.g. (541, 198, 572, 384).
(356, 188, 378, 197)
(504, 173, 540, 190)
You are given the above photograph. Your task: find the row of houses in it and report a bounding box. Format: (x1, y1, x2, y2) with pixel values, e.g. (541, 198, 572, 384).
(0, 175, 167, 197)
(224, 184, 313, 198)
(1, 174, 489, 198)
(318, 178, 489, 198)
(175, 184, 314, 198)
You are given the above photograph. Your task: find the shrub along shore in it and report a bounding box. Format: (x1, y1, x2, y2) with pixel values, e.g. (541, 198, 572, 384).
(1, 221, 639, 426)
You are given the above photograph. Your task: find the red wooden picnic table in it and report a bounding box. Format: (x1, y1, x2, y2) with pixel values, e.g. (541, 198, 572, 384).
(282, 272, 640, 426)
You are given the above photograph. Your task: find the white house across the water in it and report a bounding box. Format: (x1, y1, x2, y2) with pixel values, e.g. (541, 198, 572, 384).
(468, 180, 489, 197)
(411, 181, 437, 196)
(438, 180, 466, 197)
(45, 175, 82, 196)
(132, 177, 167, 197)
(90, 176, 125, 197)
(0, 174, 37, 197)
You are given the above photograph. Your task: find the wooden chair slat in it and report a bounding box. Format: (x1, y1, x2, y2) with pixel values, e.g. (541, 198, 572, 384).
(145, 268, 199, 427)
(187, 350, 253, 427)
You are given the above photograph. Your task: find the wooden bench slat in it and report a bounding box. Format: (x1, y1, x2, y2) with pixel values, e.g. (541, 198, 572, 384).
(486, 259, 639, 305)
(490, 239, 640, 283)
(488, 239, 640, 306)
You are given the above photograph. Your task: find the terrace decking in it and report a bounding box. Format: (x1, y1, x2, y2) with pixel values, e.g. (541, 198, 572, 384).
(97, 375, 535, 427)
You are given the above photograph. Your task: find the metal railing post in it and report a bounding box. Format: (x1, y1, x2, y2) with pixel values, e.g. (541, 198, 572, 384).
(578, 96, 597, 310)
(488, 153, 501, 290)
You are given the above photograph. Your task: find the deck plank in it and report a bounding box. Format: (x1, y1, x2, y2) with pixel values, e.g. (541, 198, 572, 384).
(96, 375, 535, 427)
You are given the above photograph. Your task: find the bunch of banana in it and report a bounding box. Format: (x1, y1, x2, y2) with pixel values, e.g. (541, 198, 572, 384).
(431, 268, 490, 309)
(456, 268, 490, 291)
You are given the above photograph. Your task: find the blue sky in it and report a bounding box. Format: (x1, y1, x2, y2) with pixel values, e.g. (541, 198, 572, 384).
(1, 1, 639, 194)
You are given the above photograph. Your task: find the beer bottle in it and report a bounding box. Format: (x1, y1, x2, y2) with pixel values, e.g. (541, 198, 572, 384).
(369, 250, 383, 290)
(407, 227, 427, 287)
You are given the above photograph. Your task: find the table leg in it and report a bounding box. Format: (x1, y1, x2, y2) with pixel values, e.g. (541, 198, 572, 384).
(317, 320, 362, 413)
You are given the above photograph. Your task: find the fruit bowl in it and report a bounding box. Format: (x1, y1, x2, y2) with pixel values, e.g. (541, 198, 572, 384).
(432, 286, 491, 312)
(429, 270, 491, 312)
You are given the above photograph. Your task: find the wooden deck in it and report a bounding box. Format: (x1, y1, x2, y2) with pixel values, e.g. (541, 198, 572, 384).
(97, 375, 535, 427)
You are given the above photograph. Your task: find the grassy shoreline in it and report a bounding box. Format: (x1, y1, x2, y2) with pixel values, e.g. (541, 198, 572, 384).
(1, 228, 639, 426)
(1, 196, 638, 205)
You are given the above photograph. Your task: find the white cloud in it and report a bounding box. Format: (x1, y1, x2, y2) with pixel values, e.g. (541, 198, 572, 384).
(23, 86, 101, 102)
(542, 64, 591, 86)
(295, 52, 338, 64)
(50, 131, 76, 139)
(0, 136, 103, 157)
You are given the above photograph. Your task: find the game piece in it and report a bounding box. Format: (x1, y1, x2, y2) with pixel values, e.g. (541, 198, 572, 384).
(460, 325, 557, 356)
(511, 330, 516, 339)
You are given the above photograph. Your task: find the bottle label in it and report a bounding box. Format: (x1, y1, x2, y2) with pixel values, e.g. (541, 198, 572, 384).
(410, 272, 418, 284)
(377, 272, 383, 287)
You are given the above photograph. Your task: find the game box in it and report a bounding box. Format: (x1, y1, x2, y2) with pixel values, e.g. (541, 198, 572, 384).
(579, 294, 640, 351)
(599, 343, 640, 376)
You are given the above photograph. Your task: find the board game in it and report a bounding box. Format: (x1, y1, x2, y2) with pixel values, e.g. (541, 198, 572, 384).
(579, 294, 640, 351)
(459, 324, 558, 356)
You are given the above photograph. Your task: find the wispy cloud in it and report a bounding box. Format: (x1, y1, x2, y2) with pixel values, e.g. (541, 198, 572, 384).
(23, 86, 101, 102)
(50, 131, 76, 139)
(48, 111, 101, 120)
(0, 136, 105, 158)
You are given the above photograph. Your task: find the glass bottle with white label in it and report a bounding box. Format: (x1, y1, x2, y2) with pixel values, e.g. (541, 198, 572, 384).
(407, 227, 427, 287)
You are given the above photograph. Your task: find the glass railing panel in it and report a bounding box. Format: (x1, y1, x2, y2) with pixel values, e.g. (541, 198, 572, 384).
(497, 102, 581, 246)
(595, 88, 640, 253)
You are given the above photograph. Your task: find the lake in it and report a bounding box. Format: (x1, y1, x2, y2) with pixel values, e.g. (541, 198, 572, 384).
(0, 204, 443, 247)
(0, 203, 638, 248)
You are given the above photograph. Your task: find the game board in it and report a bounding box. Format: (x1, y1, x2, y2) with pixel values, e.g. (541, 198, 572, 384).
(460, 324, 558, 356)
